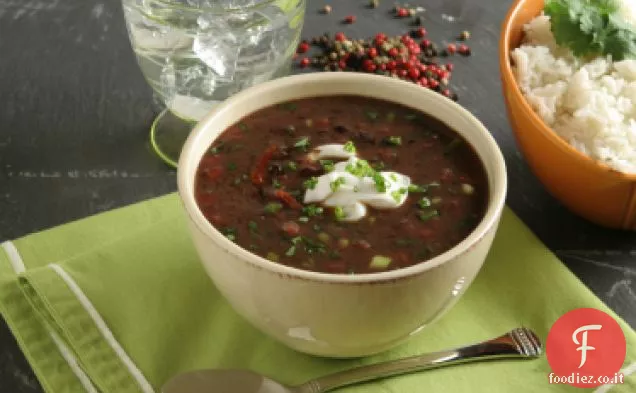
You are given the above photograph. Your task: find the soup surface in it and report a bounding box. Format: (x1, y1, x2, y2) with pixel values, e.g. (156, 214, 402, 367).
(195, 96, 488, 274)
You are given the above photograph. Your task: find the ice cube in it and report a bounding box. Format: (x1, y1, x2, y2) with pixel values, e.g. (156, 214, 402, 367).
(194, 15, 240, 80)
(160, 61, 176, 101)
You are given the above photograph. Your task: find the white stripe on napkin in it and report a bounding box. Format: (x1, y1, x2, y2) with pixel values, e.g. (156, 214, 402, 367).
(50, 263, 156, 393)
(593, 361, 636, 393)
(1, 241, 26, 274)
(49, 331, 98, 393)
(1, 241, 96, 393)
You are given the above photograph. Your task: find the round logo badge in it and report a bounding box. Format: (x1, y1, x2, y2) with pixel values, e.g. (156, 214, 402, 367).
(546, 308, 626, 388)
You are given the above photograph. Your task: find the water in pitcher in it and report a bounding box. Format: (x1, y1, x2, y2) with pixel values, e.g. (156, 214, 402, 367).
(122, 0, 305, 121)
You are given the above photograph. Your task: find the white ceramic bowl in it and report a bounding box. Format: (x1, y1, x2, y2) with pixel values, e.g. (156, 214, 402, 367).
(177, 73, 507, 358)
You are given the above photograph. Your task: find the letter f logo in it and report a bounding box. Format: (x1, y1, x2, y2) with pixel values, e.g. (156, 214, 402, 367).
(572, 324, 602, 368)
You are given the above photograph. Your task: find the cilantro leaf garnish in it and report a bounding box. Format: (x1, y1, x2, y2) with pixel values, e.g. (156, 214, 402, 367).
(544, 0, 636, 60)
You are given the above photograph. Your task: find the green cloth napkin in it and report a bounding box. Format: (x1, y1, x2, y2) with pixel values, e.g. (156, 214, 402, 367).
(0, 193, 634, 393)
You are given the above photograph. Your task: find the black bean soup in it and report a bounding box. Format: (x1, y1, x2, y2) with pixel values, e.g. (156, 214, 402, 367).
(195, 96, 488, 274)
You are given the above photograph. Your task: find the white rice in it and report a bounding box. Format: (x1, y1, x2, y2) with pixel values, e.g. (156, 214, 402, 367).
(511, 14, 636, 174)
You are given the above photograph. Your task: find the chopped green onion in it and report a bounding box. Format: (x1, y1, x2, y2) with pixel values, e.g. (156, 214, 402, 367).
(264, 202, 283, 214)
(386, 112, 396, 121)
(461, 183, 475, 195)
(285, 245, 296, 256)
(353, 185, 360, 192)
(372, 161, 385, 170)
(385, 136, 402, 146)
(395, 238, 414, 247)
(272, 178, 281, 189)
(320, 160, 335, 172)
(238, 123, 249, 132)
(334, 206, 347, 221)
(227, 162, 237, 171)
(365, 111, 379, 121)
(343, 141, 356, 153)
(286, 161, 298, 171)
(298, 216, 309, 223)
(266, 252, 280, 262)
(317, 232, 331, 243)
(418, 197, 432, 208)
(370, 255, 392, 270)
(391, 187, 408, 203)
(280, 102, 297, 112)
(404, 113, 418, 121)
(304, 177, 318, 190)
(418, 209, 439, 222)
(444, 138, 462, 154)
(294, 136, 310, 149)
(345, 159, 373, 177)
(248, 221, 258, 233)
(302, 204, 324, 217)
(291, 236, 303, 245)
(408, 184, 427, 193)
(221, 227, 237, 241)
(330, 176, 346, 192)
(389, 174, 398, 182)
(372, 173, 386, 192)
(313, 224, 322, 232)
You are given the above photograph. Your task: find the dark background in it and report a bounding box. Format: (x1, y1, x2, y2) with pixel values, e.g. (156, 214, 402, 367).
(1, 0, 634, 391)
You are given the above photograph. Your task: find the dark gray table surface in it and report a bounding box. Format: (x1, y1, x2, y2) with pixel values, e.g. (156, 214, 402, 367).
(1, 0, 635, 391)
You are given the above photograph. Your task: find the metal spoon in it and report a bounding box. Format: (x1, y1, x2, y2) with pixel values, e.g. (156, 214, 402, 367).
(162, 327, 542, 393)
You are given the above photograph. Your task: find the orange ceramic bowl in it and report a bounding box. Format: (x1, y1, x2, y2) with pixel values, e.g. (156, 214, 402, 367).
(500, 0, 636, 230)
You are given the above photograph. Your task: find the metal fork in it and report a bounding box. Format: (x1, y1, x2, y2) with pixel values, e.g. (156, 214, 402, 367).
(293, 328, 542, 393)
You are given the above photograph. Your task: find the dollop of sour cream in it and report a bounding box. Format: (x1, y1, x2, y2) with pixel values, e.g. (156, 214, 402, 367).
(303, 143, 411, 221)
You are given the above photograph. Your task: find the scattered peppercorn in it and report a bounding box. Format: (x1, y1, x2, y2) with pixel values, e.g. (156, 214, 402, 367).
(297, 41, 310, 54)
(459, 30, 471, 41)
(344, 15, 356, 24)
(414, 16, 423, 25)
(396, 8, 409, 17)
(415, 27, 427, 38)
(369, 0, 380, 8)
(322, 5, 332, 14)
(294, 30, 465, 100)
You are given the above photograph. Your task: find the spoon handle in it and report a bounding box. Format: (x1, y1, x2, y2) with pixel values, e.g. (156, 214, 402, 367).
(293, 327, 542, 393)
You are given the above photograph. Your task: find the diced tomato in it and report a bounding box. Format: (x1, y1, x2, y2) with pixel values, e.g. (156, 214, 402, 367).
(396, 251, 409, 264)
(251, 145, 278, 185)
(282, 221, 301, 237)
(275, 190, 302, 210)
(353, 240, 371, 249)
(196, 193, 216, 207)
(441, 168, 454, 182)
(316, 117, 330, 127)
(202, 166, 224, 182)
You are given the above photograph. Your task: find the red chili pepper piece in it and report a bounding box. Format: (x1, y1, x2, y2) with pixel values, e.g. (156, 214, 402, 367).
(275, 189, 302, 210)
(299, 57, 310, 68)
(344, 15, 356, 24)
(282, 221, 301, 236)
(251, 145, 278, 185)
